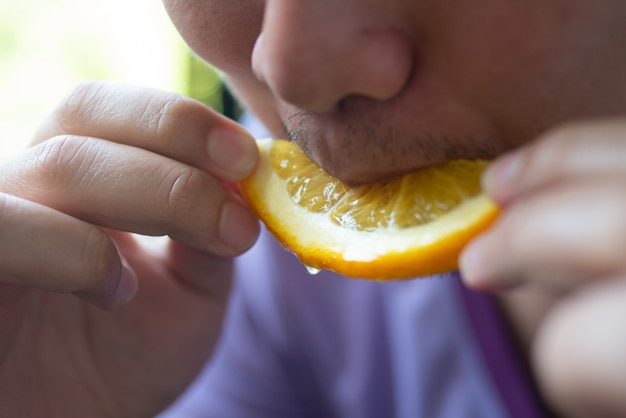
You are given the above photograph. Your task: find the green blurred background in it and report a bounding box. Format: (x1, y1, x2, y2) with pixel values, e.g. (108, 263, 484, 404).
(0, 0, 228, 161)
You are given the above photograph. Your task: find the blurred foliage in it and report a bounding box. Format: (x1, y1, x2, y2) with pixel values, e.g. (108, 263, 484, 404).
(185, 54, 242, 121)
(186, 55, 223, 112)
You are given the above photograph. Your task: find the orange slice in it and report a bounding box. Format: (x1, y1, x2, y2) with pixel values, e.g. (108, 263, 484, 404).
(239, 139, 499, 280)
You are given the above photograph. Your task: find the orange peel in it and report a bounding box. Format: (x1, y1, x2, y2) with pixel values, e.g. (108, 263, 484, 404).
(239, 139, 499, 280)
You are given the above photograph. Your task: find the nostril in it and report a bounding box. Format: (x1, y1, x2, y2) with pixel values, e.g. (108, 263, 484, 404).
(252, 15, 415, 113)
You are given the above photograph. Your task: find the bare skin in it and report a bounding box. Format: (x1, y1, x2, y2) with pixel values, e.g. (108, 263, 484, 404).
(0, 82, 259, 417)
(464, 121, 626, 417)
(0, 0, 625, 417)
(165, 0, 626, 416)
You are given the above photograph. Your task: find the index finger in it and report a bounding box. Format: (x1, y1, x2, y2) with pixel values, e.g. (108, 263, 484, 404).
(34, 81, 258, 183)
(483, 118, 626, 205)
(2, 136, 259, 257)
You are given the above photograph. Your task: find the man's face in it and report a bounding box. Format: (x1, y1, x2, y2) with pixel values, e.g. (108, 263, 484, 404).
(164, 0, 626, 185)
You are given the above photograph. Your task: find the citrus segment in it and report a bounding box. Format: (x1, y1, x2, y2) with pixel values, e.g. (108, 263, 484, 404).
(239, 139, 499, 280)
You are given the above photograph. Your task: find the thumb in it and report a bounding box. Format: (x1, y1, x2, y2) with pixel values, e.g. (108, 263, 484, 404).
(129, 235, 233, 301)
(165, 241, 233, 300)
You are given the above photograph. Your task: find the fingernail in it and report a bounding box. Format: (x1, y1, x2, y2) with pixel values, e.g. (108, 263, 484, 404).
(483, 151, 522, 198)
(459, 237, 487, 287)
(207, 129, 257, 179)
(113, 263, 138, 306)
(219, 201, 259, 252)
(460, 237, 521, 291)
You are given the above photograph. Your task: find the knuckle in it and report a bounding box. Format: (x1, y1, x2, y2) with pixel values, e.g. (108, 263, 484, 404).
(53, 81, 109, 133)
(138, 93, 198, 139)
(157, 166, 217, 225)
(31, 135, 94, 189)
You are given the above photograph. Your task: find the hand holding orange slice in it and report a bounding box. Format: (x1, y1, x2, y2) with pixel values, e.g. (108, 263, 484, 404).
(239, 139, 499, 280)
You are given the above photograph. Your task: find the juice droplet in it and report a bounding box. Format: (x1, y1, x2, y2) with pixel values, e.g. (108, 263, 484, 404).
(302, 264, 322, 275)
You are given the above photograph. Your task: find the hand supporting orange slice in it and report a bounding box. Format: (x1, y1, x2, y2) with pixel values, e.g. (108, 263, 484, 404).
(239, 139, 499, 280)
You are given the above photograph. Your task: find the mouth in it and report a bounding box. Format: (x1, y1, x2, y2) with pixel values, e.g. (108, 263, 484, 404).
(278, 95, 500, 187)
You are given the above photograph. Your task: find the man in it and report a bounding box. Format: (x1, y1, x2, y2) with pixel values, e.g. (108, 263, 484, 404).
(0, 0, 625, 416)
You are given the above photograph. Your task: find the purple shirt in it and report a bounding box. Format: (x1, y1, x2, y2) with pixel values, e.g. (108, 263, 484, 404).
(158, 226, 546, 418)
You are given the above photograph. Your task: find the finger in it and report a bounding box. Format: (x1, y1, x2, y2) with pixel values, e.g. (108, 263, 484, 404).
(534, 278, 626, 417)
(34, 81, 258, 183)
(483, 118, 626, 205)
(460, 178, 626, 290)
(1, 135, 259, 257)
(0, 192, 137, 309)
(112, 230, 232, 299)
(164, 240, 232, 299)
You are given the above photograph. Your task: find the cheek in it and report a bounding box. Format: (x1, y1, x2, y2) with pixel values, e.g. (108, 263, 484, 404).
(425, 0, 614, 143)
(427, 5, 552, 103)
(163, 0, 263, 74)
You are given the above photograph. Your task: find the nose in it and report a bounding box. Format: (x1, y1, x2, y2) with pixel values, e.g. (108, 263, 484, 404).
(252, 0, 414, 113)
